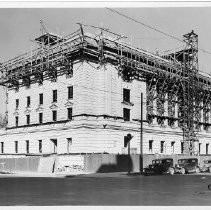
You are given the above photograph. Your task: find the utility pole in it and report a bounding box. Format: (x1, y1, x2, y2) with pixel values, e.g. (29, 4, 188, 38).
(140, 92, 143, 173)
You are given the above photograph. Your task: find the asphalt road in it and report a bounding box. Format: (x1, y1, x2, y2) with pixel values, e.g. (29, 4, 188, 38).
(0, 173, 211, 206)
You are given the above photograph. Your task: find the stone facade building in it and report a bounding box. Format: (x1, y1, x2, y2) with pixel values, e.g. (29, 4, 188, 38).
(0, 27, 211, 156)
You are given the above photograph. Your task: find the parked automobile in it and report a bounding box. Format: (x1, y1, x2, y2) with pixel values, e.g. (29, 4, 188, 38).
(143, 158, 175, 175)
(200, 160, 211, 173)
(174, 158, 200, 174)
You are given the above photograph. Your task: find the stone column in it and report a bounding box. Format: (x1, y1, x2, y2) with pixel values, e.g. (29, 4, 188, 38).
(164, 93, 168, 126)
(208, 103, 211, 132)
(200, 101, 203, 124)
(175, 96, 179, 127)
(152, 89, 157, 124)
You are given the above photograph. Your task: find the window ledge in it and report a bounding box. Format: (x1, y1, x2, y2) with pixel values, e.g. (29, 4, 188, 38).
(121, 101, 134, 106)
(24, 107, 31, 115)
(65, 100, 73, 107)
(36, 105, 44, 112)
(49, 103, 58, 110)
(13, 110, 19, 116)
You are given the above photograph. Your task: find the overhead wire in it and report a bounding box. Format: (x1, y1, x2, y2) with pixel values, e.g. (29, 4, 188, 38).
(106, 7, 211, 57)
(106, 7, 183, 43)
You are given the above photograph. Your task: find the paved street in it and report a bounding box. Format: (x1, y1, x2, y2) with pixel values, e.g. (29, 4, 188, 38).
(0, 173, 211, 206)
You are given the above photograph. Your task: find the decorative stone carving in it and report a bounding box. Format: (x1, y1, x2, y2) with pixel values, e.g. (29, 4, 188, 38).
(49, 103, 58, 110)
(24, 107, 31, 115)
(65, 100, 73, 107)
(13, 110, 19, 116)
(36, 105, 44, 112)
(121, 101, 134, 106)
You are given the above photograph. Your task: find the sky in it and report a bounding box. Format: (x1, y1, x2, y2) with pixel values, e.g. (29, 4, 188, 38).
(1, 7, 211, 115)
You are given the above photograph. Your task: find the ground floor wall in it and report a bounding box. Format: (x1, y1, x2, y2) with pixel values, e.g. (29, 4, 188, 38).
(0, 127, 139, 154)
(0, 124, 211, 155)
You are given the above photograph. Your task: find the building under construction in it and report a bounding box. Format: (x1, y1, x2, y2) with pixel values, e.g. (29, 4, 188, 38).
(0, 23, 211, 156)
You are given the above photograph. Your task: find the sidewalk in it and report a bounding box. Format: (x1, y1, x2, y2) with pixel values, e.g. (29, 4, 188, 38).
(0, 172, 66, 178)
(79, 171, 142, 177)
(2, 170, 209, 178)
(0, 170, 142, 178)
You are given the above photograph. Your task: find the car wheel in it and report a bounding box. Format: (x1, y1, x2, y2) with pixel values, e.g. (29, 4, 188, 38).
(157, 169, 162, 175)
(195, 167, 200, 174)
(155, 168, 160, 175)
(169, 167, 175, 175)
(181, 168, 185, 175)
(202, 166, 206, 172)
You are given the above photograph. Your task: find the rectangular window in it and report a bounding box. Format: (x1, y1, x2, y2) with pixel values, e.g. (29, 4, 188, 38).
(1, 142, 4, 154)
(16, 99, 19, 109)
(51, 139, 57, 153)
(26, 115, 30, 125)
(39, 140, 42, 153)
(68, 86, 73, 99)
(67, 138, 72, 154)
(123, 108, 130, 121)
(149, 140, 153, 152)
(52, 110, 57, 122)
(39, 93, 43, 105)
(199, 143, 201, 154)
(181, 142, 184, 154)
(123, 88, 130, 103)
(67, 108, 72, 120)
(39, 113, 43, 124)
(15, 141, 18, 153)
(124, 136, 128, 148)
(26, 140, 29, 154)
(53, 90, 57, 102)
(206, 143, 209, 155)
(15, 116, 19, 127)
(171, 141, 175, 154)
(27, 96, 30, 107)
(161, 141, 165, 153)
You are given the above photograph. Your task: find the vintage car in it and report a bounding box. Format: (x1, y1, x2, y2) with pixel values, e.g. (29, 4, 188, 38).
(174, 158, 200, 174)
(143, 158, 175, 175)
(200, 160, 211, 173)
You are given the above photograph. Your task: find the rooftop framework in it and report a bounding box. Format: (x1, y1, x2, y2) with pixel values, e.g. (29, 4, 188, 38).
(1, 25, 211, 155)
